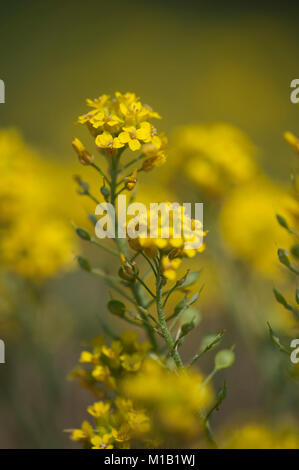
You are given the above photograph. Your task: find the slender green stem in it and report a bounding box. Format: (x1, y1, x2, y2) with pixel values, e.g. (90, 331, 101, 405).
(118, 154, 144, 173)
(134, 275, 156, 299)
(156, 267, 183, 370)
(131, 282, 158, 350)
(90, 238, 119, 257)
(202, 368, 217, 386)
(91, 162, 110, 185)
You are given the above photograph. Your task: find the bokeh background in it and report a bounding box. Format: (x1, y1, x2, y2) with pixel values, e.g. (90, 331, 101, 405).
(0, 0, 299, 448)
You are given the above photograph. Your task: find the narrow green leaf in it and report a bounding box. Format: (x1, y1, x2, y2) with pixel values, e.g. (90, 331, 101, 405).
(77, 256, 91, 272)
(107, 300, 126, 317)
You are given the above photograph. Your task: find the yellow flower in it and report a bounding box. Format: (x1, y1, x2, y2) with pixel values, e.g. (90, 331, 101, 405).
(220, 178, 296, 278)
(125, 203, 207, 261)
(87, 401, 111, 418)
(161, 256, 181, 280)
(70, 421, 94, 442)
(91, 434, 114, 449)
(120, 353, 143, 372)
(77, 92, 163, 158)
(119, 122, 153, 151)
(124, 168, 138, 191)
(0, 216, 75, 280)
(80, 350, 100, 364)
(222, 422, 299, 449)
(172, 123, 257, 197)
(95, 131, 123, 150)
(142, 132, 167, 171)
(72, 137, 94, 165)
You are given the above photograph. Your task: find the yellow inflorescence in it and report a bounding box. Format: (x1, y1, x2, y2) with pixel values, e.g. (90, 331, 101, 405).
(222, 423, 299, 449)
(220, 178, 298, 278)
(70, 332, 213, 448)
(171, 123, 257, 196)
(125, 203, 207, 279)
(77, 92, 166, 170)
(0, 129, 77, 280)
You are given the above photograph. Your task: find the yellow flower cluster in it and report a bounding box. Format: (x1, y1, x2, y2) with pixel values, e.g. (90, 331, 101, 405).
(0, 129, 77, 280)
(222, 423, 299, 449)
(125, 203, 207, 279)
(70, 332, 212, 448)
(121, 358, 213, 443)
(73, 331, 151, 393)
(77, 92, 167, 170)
(220, 178, 298, 278)
(171, 123, 257, 197)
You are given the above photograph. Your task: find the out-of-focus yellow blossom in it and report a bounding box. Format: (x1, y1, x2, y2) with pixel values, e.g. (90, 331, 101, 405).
(221, 422, 299, 449)
(87, 401, 111, 418)
(77, 92, 165, 159)
(70, 333, 213, 448)
(284, 131, 299, 154)
(1, 217, 75, 279)
(142, 132, 168, 171)
(220, 178, 297, 278)
(171, 123, 257, 196)
(121, 358, 213, 442)
(0, 129, 77, 280)
(70, 332, 151, 395)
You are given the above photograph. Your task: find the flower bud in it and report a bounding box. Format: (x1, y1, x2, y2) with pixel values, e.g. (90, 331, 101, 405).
(72, 138, 94, 165)
(124, 168, 138, 191)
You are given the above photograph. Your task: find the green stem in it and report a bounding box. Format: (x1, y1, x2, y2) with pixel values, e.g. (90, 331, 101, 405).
(156, 268, 183, 370)
(91, 162, 110, 185)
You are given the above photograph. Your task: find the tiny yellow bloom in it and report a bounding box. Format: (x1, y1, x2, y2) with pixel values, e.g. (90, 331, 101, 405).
(124, 168, 138, 191)
(87, 401, 111, 418)
(161, 256, 181, 280)
(95, 131, 123, 150)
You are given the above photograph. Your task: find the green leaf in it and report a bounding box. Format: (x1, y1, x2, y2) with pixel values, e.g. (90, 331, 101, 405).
(77, 256, 91, 272)
(107, 300, 126, 317)
(205, 382, 227, 421)
(273, 288, 289, 308)
(276, 214, 289, 230)
(88, 214, 98, 226)
(76, 227, 91, 241)
(296, 289, 299, 305)
(100, 185, 110, 198)
(174, 296, 187, 316)
(200, 332, 224, 353)
(278, 248, 291, 267)
(267, 322, 290, 355)
(291, 244, 299, 259)
(178, 271, 201, 289)
(180, 307, 201, 328)
(273, 288, 299, 319)
(188, 287, 204, 306)
(214, 349, 235, 370)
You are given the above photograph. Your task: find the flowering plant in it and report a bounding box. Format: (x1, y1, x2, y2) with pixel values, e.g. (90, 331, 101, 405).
(69, 92, 235, 449)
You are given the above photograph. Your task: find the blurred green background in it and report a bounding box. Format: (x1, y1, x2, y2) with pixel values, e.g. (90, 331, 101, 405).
(0, 0, 299, 448)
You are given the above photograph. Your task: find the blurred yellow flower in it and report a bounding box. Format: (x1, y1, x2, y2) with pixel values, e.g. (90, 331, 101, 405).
(1, 217, 75, 280)
(0, 128, 77, 280)
(171, 123, 257, 196)
(222, 422, 299, 449)
(220, 178, 296, 277)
